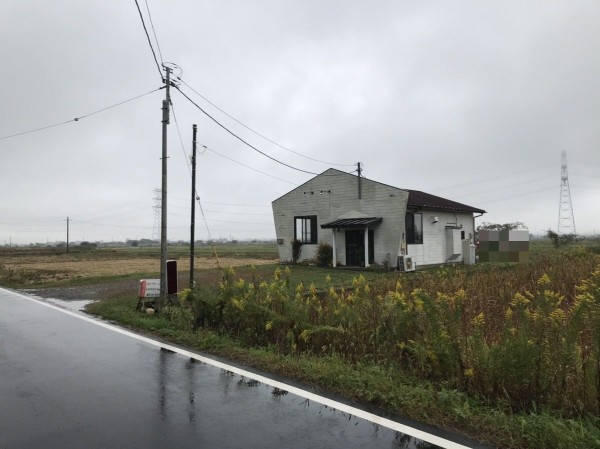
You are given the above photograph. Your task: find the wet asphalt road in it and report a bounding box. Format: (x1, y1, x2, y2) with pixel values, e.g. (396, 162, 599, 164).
(0, 288, 473, 449)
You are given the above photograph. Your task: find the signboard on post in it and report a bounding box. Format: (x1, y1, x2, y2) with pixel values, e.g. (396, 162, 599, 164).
(139, 279, 161, 298)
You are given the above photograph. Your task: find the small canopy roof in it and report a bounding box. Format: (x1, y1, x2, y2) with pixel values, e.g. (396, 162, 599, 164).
(321, 217, 383, 229)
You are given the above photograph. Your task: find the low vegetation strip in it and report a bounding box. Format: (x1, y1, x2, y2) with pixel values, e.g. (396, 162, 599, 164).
(86, 247, 600, 449)
(0, 255, 275, 286)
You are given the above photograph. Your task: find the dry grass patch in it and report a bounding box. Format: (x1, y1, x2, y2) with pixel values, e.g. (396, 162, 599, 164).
(2, 256, 276, 284)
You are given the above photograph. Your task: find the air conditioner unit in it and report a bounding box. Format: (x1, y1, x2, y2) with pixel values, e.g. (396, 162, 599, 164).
(399, 255, 415, 272)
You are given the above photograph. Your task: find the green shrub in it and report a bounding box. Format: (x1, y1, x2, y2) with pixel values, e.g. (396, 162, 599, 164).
(291, 239, 302, 263)
(316, 242, 333, 267)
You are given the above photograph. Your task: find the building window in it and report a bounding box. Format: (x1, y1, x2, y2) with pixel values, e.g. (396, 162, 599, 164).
(294, 216, 317, 244)
(406, 212, 423, 244)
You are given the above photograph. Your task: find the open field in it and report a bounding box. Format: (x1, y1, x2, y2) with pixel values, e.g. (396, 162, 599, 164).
(0, 256, 276, 283)
(0, 244, 279, 286)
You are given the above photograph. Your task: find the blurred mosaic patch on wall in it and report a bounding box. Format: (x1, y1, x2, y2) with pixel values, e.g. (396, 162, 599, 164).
(478, 230, 529, 263)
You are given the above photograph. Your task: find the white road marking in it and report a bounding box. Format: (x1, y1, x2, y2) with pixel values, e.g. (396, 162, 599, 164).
(2, 287, 473, 449)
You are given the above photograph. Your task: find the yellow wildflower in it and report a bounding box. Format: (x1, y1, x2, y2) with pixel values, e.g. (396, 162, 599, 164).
(537, 273, 551, 288)
(471, 312, 485, 327)
(511, 292, 530, 307)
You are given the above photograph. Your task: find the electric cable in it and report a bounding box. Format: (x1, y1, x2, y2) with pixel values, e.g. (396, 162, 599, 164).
(477, 185, 559, 205)
(200, 200, 271, 208)
(168, 197, 270, 208)
(172, 85, 319, 175)
(134, 0, 163, 81)
(178, 78, 355, 167)
(204, 145, 297, 185)
(143, 0, 164, 64)
(0, 87, 162, 141)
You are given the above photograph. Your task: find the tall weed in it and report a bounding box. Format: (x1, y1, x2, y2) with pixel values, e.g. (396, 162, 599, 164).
(169, 249, 600, 416)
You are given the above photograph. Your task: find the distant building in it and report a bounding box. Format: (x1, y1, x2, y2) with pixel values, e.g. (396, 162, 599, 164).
(272, 169, 485, 268)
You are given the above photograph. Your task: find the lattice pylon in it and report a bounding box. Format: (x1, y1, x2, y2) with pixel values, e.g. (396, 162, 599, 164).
(152, 188, 162, 242)
(558, 151, 576, 235)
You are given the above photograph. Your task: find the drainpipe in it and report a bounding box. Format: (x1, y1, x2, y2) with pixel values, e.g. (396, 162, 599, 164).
(473, 212, 485, 243)
(332, 230, 337, 268)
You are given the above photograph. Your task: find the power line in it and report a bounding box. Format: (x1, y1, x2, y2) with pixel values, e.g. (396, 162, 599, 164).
(178, 78, 355, 167)
(463, 185, 558, 206)
(205, 145, 297, 185)
(143, 0, 164, 64)
(442, 175, 556, 200)
(74, 218, 153, 229)
(0, 119, 73, 141)
(171, 98, 296, 184)
(169, 204, 271, 216)
(133, 0, 163, 81)
(170, 99, 190, 166)
(0, 87, 162, 141)
(168, 197, 271, 208)
(172, 85, 319, 175)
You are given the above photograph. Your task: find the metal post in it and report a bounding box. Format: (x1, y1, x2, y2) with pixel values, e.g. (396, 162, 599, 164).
(190, 124, 197, 288)
(357, 162, 362, 200)
(159, 67, 171, 309)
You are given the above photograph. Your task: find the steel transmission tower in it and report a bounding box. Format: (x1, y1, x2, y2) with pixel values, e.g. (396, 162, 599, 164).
(152, 188, 162, 241)
(558, 151, 576, 235)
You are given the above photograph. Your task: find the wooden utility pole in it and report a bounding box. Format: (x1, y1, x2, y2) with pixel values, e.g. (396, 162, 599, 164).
(159, 67, 171, 309)
(189, 124, 197, 288)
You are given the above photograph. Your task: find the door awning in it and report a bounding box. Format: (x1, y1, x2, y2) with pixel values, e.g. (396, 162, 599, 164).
(320, 217, 383, 229)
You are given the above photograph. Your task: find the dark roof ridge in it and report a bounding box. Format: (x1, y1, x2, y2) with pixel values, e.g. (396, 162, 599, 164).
(272, 169, 486, 214)
(406, 189, 486, 214)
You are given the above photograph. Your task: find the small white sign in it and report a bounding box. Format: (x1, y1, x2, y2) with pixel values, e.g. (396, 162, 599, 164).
(139, 279, 161, 298)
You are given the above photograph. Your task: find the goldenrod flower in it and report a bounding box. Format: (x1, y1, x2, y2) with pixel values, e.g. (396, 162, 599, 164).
(471, 312, 485, 327)
(537, 273, 551, 288)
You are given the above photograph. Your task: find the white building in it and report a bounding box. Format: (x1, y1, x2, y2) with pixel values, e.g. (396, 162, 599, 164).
(272, 169, 485, 268)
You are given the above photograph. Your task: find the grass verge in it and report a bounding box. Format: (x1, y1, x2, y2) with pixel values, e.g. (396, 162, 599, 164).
(86, 296, 600, 449)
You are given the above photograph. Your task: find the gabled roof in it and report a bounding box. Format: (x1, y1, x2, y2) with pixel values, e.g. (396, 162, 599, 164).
(272, 168, 486, 214)
(407, 190, 486, 214)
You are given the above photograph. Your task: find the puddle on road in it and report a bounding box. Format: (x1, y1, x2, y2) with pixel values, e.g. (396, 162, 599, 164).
(25, 294, 95, 312)
(43, 298, 94, 312)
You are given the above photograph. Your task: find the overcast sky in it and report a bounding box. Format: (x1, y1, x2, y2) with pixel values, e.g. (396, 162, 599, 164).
(2, 1, 599, 244)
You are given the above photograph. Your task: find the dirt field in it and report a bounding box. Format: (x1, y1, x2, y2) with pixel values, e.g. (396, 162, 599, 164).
(2, 253, 278, 302)
(2, 256, 276, 283)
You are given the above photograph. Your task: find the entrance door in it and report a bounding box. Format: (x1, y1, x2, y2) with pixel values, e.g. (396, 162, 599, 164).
(345, 230, 374, 267)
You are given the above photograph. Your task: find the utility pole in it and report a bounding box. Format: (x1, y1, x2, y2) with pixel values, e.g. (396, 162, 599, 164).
(152, 188, 162, 242)
(159, 66, 172, 309)
(357, 162, 362, 199)
(66, 217, 70, 253)
(189, 124, 197, 288)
